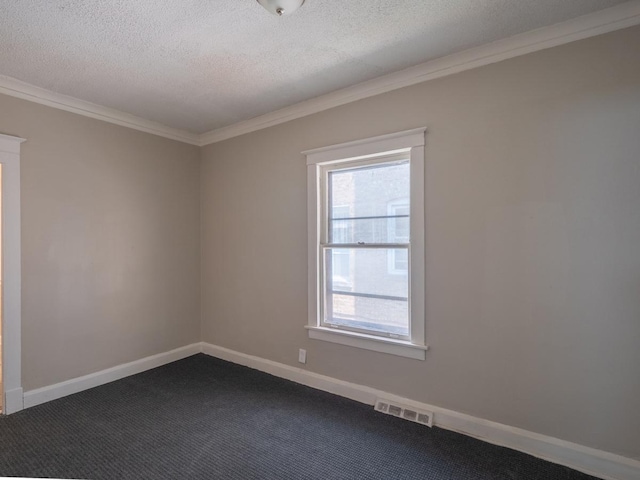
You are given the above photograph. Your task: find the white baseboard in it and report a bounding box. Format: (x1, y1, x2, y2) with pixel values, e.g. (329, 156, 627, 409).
(201, 342, 640, 480)
(13, 341, 640, 479)
(22, 343, 202, 409)
(4, 387, 24, 414)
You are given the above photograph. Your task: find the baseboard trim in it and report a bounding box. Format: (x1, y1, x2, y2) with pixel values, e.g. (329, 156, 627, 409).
(201, 342, 640, 480)
(4, 387, 24, 415)
(22, 343, 202, 409)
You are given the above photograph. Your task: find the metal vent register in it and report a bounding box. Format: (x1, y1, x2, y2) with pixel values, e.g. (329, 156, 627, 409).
(375, 399, 433, 427)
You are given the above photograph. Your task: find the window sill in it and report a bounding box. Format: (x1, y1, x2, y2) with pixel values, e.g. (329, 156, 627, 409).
(305, 326, 428, 360)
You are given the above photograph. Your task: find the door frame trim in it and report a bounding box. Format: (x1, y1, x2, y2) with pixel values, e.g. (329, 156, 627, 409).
(0, 133, 24, 414)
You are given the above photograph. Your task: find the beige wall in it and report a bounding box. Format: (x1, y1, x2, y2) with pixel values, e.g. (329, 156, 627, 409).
(0, 94, 201, 391)
(200, 26, 640, 459)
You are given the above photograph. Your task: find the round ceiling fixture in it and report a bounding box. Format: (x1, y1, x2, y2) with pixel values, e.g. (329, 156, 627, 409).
(257, 0, 305, 16)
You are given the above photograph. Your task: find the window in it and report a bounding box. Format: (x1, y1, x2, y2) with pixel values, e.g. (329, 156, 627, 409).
(324, 159, 410, 338)
(305, 129, 427, 360)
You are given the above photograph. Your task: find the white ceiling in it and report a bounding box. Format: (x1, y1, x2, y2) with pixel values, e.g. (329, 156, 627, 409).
(0, 0, 629, 134)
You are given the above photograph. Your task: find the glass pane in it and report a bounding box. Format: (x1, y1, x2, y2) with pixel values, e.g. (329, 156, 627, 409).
(324, 247, 409, 337)
(329, 161, 410, 244)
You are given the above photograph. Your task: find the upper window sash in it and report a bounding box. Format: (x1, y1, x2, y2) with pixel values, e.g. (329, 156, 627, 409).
(320, 152, 411, 246)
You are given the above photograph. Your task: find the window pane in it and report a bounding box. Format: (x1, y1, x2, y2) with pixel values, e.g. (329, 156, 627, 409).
(324, 247, 409, 337)
(329, 161, 409, 244)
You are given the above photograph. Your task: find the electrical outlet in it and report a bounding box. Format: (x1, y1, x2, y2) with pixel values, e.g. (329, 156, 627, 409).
(298, 348, 307, 364)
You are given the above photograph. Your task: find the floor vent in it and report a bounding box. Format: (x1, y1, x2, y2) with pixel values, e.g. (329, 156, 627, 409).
(374, 399, 434, 427)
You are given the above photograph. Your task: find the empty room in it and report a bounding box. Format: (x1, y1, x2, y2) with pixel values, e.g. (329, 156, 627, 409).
(0, 1, 639, 479)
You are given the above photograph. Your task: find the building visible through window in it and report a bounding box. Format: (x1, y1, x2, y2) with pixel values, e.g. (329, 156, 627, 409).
(387, 200, 409, 273)
(325, 158, 410, 338)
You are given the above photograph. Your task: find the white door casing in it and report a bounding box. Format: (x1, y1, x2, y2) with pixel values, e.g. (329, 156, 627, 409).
(0, 133, 24, 414)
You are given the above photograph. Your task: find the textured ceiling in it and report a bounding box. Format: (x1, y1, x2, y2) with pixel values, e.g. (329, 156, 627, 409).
(0, 0, 628, 134)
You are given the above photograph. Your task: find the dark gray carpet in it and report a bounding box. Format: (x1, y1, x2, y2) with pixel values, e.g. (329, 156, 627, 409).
(0, 354, 599, 479)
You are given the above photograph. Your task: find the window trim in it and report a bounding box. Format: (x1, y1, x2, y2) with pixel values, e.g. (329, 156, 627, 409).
(305, 128, 427, 360)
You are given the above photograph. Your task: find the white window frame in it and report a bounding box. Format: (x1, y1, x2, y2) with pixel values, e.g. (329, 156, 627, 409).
(304, 128, 427, 361)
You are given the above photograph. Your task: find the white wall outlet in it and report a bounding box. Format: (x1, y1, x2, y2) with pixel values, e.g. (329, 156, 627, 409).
(298, 348, 307, 364)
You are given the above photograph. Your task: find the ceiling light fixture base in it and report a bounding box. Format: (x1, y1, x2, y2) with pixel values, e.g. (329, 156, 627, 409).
(257, 0, 305, 16)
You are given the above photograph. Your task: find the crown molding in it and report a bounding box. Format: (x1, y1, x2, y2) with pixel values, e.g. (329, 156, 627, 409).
(1, 2, 639, 147)
(0, 75, 201, 146)
(199, 1, 640, 146)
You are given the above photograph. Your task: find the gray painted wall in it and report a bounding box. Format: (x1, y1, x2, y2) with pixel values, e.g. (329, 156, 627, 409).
(0, 94, 201, 391)
(200, 26, 640, 460)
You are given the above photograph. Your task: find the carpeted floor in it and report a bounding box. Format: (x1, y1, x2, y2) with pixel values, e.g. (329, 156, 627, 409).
(0, 354, 599, 479)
